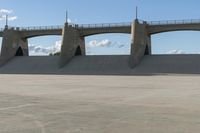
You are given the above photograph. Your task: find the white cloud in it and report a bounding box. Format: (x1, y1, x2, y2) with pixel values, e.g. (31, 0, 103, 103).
(0, 15, 17, 21)
(0, 9, 17, 21)
(166, 50, 186, 54)
(29, 40, 61, 55)
(66, 18, 78, 23)
(52, 40, 61, 53)
(8, 16, 17, 21)
(67, 18, 72, 23)
(29, 45, 50, 55)
(0, 9, 13, 14)
(86, 39, 130, 55)
(88, 39, 112, 47)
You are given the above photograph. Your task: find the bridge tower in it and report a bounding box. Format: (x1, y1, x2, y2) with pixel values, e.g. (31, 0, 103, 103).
(129, 19, 151, 68)
(1, 27, 28, 65)
(59, 22, 85, 67)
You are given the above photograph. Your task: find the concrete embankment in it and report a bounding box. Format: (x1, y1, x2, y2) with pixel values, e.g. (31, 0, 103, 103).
(0, 55, 200, 75)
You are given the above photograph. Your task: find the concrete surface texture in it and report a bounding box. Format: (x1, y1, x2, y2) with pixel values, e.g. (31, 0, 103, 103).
(1, 55, 200, 74)
(0, 75, 200, 133)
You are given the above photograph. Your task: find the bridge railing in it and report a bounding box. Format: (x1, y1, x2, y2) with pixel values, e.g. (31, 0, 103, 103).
(17, 25, 64, 31)
(147, 19, 200, 25)
(78, 22, 131, 29)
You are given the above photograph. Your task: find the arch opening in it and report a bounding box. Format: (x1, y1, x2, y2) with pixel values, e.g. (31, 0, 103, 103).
(144, 45, 150, 55)
(15, 47, 24, 56)
(85, 33, 131, 55)
(28, 36, 62, 56)
(75, 46, 82, 56)
(152, 31, 200, 55)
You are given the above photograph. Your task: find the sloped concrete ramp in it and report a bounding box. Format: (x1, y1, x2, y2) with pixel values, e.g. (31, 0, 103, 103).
(134, 55, 200, 74)
(1, 55, 200, 74)
(0, 56, 60, 74)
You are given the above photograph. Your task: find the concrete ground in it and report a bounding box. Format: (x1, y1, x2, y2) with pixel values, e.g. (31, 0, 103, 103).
(0, 74, 200, 133)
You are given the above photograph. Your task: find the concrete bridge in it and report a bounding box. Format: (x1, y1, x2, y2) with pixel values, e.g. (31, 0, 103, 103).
(1, 19, 200, 68)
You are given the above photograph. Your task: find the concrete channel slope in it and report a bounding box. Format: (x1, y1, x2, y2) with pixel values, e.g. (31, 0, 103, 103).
(1, 55, 200, 74)
(0, 56, 60, 74)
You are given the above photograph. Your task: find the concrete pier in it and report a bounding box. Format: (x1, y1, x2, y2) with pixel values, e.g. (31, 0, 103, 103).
(130, 20, 151, 68)
(0, 28, 28, 65)
(59, 23, 85, 67)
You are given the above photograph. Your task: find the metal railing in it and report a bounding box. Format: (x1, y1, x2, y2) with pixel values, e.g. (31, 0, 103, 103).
(8, 22, 132, 31)
(0, 25, 63, 31)
(17, 25, 63, 31)
(147, 19, 200, 25)
(78, 22, 131, 29)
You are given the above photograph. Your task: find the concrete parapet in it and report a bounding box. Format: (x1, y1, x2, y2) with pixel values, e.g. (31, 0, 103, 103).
(79, 26, 131, 37)
(130, 19, 151, 68)
(59, 23, 85, 67)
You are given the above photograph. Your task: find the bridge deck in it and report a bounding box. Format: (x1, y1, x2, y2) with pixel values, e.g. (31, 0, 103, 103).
(0, 19, 200, 31)
(1, 19, 200, 37)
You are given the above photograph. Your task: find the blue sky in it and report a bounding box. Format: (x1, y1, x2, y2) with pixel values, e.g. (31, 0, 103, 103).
(1, 0, 200, 55)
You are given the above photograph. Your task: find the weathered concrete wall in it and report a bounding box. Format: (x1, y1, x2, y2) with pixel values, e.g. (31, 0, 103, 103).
(59, 23, 85, 67)
(0, 28, 28, 65)
(130, 20, 151, 68)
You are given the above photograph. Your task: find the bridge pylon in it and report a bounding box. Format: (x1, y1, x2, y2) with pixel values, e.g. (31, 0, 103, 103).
(0, 28, 28, 65)
(129, 19, 151, 68)
(59, 22, 85, 67)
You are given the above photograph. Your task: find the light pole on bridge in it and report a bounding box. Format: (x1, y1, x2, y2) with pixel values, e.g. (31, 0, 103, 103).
(5, 14, 8, 29)
(66, 10, 68, 23)
(136, 6, 138, 20)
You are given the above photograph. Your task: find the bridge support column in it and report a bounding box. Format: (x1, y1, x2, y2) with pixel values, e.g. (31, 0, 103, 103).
(0, 28, 28, 65)
(130, 19, 151, 68)
(59, 23, 85, 67)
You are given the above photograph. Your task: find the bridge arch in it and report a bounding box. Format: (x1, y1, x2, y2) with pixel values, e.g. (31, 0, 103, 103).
(19, 26, 63, 39)
(79, 27, 131, 37)
(148, 24, 200, 35)
(151, 31, 200, 54)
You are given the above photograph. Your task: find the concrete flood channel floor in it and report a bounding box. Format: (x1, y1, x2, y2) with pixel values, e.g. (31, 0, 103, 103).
(0, 74, 200, 133)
